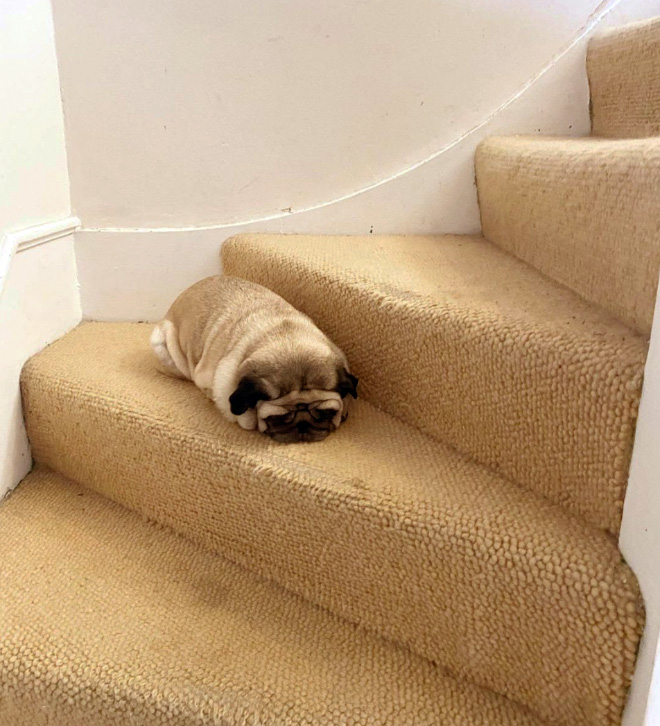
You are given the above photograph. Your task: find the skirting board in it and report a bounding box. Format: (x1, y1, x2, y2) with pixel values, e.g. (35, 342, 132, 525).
(0, 217, 82, 498)
(0, 217, 80, 301)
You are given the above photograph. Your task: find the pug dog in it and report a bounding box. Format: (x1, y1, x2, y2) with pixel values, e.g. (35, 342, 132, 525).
(150, 275, 358, 442)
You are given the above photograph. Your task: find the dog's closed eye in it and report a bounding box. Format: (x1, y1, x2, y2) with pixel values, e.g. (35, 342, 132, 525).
(266, 412, 296, 426)
(310, 408, 337, 422)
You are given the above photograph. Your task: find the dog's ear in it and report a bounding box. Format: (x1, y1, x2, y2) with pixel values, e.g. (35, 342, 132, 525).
(229, 377, 268, 415)
(336, 367, 358, 399)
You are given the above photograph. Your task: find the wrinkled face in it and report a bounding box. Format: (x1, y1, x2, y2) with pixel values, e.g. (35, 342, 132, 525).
(257, 390, 344, 443)
(228, 361, 358, 443)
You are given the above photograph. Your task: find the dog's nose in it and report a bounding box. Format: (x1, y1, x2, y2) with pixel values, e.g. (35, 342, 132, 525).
(296, 421, 310, 434)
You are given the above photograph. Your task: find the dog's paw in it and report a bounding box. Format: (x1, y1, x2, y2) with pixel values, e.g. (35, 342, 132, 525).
(236, 410, 258, 430)
(150, 321, 181, 376)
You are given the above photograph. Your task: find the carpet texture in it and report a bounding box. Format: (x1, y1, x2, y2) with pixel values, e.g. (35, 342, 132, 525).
(0, 467, 549, 726)
(588, 16, 660, 138)
(21, 323, 644, 726)
(476, 135, 660, 335)
(222, 233, 646, 534)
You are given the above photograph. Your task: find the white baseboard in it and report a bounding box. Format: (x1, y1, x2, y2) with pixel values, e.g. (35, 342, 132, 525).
(0, 217, 80, 300)
(0, 217, 82, 498)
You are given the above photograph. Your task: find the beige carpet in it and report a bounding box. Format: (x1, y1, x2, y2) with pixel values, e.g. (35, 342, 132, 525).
(0, 467, 548, 725)
(476, 136, 660, 335)
(222, 232, 646, 534)
(21, 322, 643, 726)
(588, 16, 660, 138)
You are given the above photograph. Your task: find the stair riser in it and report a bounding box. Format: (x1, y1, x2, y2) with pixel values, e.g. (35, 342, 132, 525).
(22, 371, 643, 726)
(476, 139, 660, 336)
(223, 244, 644, 534)
(588, 18, 660, 138)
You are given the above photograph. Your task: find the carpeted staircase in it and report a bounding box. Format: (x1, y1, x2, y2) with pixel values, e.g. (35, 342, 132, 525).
(2, 15, 659, 726)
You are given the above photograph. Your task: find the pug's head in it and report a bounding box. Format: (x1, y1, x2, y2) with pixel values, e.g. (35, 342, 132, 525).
(228, 355, 358, 443)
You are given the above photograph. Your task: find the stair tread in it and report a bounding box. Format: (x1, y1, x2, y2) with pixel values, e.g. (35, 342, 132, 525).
(0, 467, 545, 726)
(222, 233, 646, 533)
(21, 322, 643, 726)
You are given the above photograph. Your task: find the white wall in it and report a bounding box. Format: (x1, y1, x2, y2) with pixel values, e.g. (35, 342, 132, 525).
(644, 640, 660, 726)
(0, 0, 69, 233)
(73, 36, 593, 321)
(60, 0, 660, 321)
(0, 0, 79, 498)
(53, 0, 656, 232)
